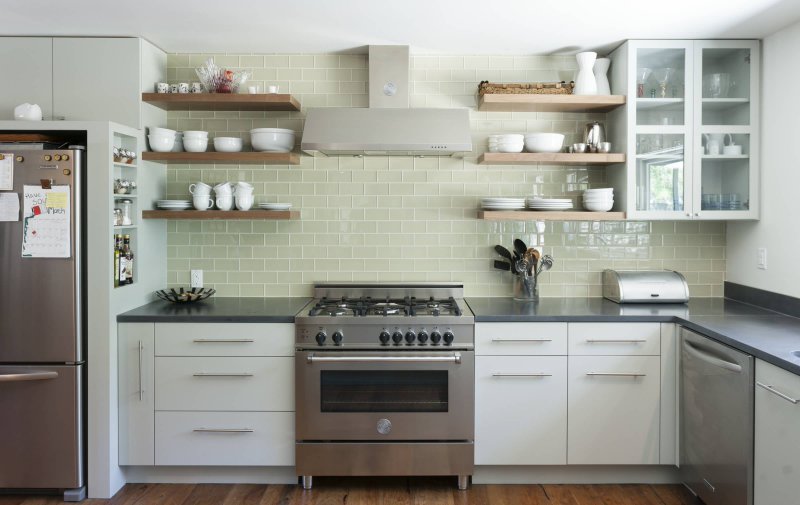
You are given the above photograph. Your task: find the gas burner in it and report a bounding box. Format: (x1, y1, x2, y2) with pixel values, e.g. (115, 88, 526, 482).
(323, 308, 349, 316)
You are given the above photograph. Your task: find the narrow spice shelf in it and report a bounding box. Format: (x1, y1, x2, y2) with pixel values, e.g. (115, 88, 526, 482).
(142, 210, 298, 220)
(141, 93, 301, 111)
(479, 210, 626, 221)
(479, 152, 626, 165)
(141, 152, 300, 165)
(478, 94, 626, 113)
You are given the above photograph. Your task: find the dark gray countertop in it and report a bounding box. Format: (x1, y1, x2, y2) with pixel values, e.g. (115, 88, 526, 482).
(466, 297, 800, 376)
(117, 297, 312, 323)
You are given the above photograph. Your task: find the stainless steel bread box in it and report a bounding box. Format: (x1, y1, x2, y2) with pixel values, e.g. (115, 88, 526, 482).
(603, 270, 689, 304)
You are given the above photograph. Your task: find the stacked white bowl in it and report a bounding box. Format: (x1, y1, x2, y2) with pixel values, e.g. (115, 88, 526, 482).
(524, 133, 565, 153)
(213, 137, 243, 153)
(488, 134, 524, 153)
(250, 128, 295, 152)
(582, 188, 614, 212)
(183, 131, 209, 152)
(147, 127, 176, 152)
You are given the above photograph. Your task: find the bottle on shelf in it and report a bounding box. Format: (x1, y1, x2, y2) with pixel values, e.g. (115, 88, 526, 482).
(122, 234, 134, 285)
(113, 234, 121, 288)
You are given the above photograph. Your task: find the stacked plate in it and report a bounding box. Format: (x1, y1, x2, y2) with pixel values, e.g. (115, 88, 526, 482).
(258, 202, 292, 211)
(156, 199, 191, 211)
(488, 134, 524, 153)
(481, 197, 526, 210)
(582, 188, 614, 212)
(526, 197, 573, 211)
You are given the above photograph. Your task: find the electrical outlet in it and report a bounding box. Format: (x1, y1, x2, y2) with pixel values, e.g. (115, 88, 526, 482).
(757, 248, 767, 270)
(190, 269, 203, 288)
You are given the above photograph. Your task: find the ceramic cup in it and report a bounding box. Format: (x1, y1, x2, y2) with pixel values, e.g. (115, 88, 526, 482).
(193, 196, 214, 211)
(235, 193, 254, 211)
(267, 85, 279, 94)
(169, 84, 179, 93)
(178, 82, 190, 94)
(214, 182, 233, 196)
(189, 182, 212, 196)
(190, 82, 203, 93)
(216, 195, 234, 211)
(723, 145, 743, 156)
(247, 85, 260, 94)
(155, 82, 169, 93)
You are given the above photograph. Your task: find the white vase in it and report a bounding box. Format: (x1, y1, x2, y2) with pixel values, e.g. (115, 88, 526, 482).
(574, 52, 598, 95)
(593, 58, 611, 95)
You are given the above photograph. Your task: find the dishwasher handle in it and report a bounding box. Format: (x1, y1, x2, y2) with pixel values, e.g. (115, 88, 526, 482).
(683, 339, 743, 373)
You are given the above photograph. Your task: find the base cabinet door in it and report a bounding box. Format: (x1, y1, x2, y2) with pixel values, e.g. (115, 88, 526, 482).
(568, 355, 661, 464)
(755, 359, 800, 505)
(476, 356, 567, 465)
(118, 323, 155, 465)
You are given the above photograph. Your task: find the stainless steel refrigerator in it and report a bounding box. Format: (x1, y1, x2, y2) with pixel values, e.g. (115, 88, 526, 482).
(0, 148, 86, 501)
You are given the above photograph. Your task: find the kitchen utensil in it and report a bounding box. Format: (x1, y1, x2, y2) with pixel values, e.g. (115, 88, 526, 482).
(216, 195, 234, 211)
(584, 122, 606, 152)
(574, 52, 598, 95)
(703, 133, 732, 155)
(536, 255, 554, 280)
(250, 128, 295, 152)
(156, 82, 169, 93)
(524, 133, 565, 153)
(155, 287, 216, 303)
(189, 182, 212, 196)
(191, 82, 203, 93)
(235, 193, 254, 211)
(513, 238, 527, 257)
(636, 67, 652, 98)
(214, 182, 233, 196)
(178, 83, 189, 94)
(494, 245, 514, 263)
(572, 143, 589, 153)
(653, 68, 675, 98)
(703, 73, 732, 98)
(493, 260, 511, 271)
(594, 58, 611, 95)
(193, 196, 214, 211)
(597, 142, 612, 153)
(513, 270, 538, 301)
(170, 84, 179, 93)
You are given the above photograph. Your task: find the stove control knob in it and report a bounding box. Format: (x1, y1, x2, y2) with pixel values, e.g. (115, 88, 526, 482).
(379, 331, 391, 345)
(315, 332, 327, 345)
(332, 331, 343, 345)
(392, 331, 404, 344)
(443, 331, 455, 345)
(405, 331, 416, 344)
(417, 331, 429, 344)
(430, 331, 442, 344)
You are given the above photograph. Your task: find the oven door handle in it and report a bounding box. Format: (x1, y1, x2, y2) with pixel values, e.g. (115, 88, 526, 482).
(306, 353, 462, 364)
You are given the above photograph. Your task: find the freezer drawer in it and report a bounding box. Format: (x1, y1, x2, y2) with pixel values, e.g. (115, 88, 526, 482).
(0, 364, 83, 489)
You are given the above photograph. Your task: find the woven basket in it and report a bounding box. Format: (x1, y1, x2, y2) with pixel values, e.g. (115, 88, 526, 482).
(478, 81, 575, 95)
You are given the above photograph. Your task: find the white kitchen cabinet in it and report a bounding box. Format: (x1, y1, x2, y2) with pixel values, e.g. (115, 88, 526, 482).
(568, 322, 661, 356)
(0, 38, 53, 120)
(476, 322, 568, 356)
(754, 359, 800, 504)
(659, 323, 679, 465)
(475, 356, 567, 465)
(608, 39, 759, 220)
(568, 355, 661, 464)
(118, 323, 155, 466)
(154, 322, 294, 357)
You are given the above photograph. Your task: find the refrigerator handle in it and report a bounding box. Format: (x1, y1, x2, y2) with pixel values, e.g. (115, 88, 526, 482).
(138, 340, 144, 401)
(0, 370, 59, 382)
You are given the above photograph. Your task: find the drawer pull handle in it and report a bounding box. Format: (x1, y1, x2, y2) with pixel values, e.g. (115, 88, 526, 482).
(586, 372, 646, 377)
(585, 339, 646, 343)
(492, 373, 552, 377)
(138, 340, 144, 401)
(193, 428, 254, 433)
(757, 382, 799, 404)
(192, 372, 254, 377)
(491, 338, 553, 342)
(193, 339, 255, 343)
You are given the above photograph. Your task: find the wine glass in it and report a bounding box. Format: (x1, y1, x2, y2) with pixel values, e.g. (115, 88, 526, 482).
(636, 67, 652, 98)
(653, 68, 675, 99)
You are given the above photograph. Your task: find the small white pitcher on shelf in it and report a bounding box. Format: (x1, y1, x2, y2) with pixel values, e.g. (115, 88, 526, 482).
(574, 52, 598, 95)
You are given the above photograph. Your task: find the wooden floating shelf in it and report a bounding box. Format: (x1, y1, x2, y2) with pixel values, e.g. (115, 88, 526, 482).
(479, 152, 626, 165)
(478, 94, 626, 113)
(141, 152, 300, 165)
(479, 210, 626, 221)
(141, 93, 301, 111)
(143, 210, 298, 220)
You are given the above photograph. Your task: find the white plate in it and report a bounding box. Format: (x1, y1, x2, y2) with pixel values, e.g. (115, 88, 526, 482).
(258, 203, 292, 210)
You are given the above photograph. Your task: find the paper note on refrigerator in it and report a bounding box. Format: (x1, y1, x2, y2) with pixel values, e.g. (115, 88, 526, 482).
(21, 185, 71, 258)
(0, 192, 20, 221)
(0, 154, 12, 190)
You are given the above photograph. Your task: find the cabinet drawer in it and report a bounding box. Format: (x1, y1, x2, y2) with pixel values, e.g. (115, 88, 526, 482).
(476, 356, 567, 465)
(155, 323, 293, 357)
(155, 411, 294, 466)
(568, 323, 660, 355)
(476, 323, 567, 355)
(155, 357, 293, 411)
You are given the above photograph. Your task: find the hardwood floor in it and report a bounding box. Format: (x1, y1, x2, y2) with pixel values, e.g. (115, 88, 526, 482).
(0, 479, 703, 505)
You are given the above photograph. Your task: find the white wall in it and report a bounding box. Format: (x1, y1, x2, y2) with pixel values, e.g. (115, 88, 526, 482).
(726, 20, 800, 299)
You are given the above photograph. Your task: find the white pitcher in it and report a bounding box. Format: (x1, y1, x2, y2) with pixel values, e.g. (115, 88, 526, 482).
(574, 52, 598, 95)
(593, 58, 611, 95)
(703, 133, 732, 155)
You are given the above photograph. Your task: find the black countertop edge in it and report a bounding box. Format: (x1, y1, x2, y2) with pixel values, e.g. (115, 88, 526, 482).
(725, 281, 800, 319)
(116, 297, 312, 323)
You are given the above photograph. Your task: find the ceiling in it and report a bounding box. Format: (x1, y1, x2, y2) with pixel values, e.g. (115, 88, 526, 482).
(2, 0, 800, 55)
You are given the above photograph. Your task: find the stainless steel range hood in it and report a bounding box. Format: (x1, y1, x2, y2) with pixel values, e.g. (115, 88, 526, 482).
(301, 46, 473, 157)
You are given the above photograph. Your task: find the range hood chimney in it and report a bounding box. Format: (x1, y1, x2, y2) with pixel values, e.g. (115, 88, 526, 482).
(301, 45, 473, 157)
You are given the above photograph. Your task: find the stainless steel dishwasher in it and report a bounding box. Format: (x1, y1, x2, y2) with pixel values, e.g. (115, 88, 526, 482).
(680, 328, 754, 505)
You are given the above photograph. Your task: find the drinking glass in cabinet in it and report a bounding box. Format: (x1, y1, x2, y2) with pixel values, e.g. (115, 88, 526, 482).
(635, 134, 685, 212)
(635, 48, 687, 126)
(700, 47, 751, 125)
(700, 133, 750, 211)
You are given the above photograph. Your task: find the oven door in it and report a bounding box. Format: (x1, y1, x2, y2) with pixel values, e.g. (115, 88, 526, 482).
(296, 350, 474, 441)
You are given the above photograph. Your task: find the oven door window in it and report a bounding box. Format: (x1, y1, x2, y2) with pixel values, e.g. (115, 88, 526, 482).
(320, 370, 448, 412)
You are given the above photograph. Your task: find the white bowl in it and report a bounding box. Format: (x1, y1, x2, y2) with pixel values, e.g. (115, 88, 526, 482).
(584, 188, 614, 194)
(149, 127, 176, 136)
(182, 130, 209, 138)
(495, 143, 524, 153)
(250, 128, 295, 152)
(148, 134, 175, 152)
(489, 134, 524, 143)
(524, 133, 565, 153)
(213, 137, 243, 153)
(183, 137, 208, 153)
(583, 200, 614, 212)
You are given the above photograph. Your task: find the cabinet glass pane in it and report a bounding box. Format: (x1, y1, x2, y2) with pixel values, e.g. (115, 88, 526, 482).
(701, 48, 751, 125)
(635, 48, 686, 126)
(635, 134, 685, 212)
(700, 132, 750, 211)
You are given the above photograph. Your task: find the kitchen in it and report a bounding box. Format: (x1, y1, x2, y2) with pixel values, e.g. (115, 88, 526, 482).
(1, 1, 799, 504)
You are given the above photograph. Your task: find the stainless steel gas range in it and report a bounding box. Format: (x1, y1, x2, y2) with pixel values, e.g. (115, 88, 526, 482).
(294, 283, 475, 490)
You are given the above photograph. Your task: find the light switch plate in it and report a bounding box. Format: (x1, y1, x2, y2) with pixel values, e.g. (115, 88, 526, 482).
(757, 248, 767, 270)
(190, 269, 203, 288)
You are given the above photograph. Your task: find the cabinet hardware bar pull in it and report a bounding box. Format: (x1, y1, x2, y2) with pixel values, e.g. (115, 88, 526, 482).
(492, 338, 553, 342)
(585, 339, 646, 343)
(586, 372, 646, 377)
(307, 353, 461, 364)
(192, 372, 254, 377)
(193, 339, 255, 343)
(138, 340, 144, 401)
(192, 428, 254, 433)
(0, 370, 59, 382)
(492, 373, 552, 377)
(757, 381, 799, 404)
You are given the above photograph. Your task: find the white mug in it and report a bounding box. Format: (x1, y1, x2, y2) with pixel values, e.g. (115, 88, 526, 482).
(178, 83, 190, 94)
(214, 182, 233, 195)
(190, 82, 203, 93)
(216, 195, 234, 211)
(267, 85, 279, 94)
(723, 144, 743, 156)
(247, 85, 260, 94)
(155, 82, 169, 93)
(189, 182, 212, 195)
(169, 84, 179, 94)
(235, 193, 254, 211)
(706, 141, 721, 156)
(193, 196, 214, 211)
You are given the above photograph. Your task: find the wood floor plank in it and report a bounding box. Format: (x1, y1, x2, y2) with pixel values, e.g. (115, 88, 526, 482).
(541, 484, 580, 505)
(180, 484, 235, 505)
(412, 478, 455, 505)
(129, 484, 195, 505)
(486, 484, 550, 505)
(258, 485, 303, 505)
(623, 484, 668, 505)
(650, 484, 702, 505)
(221, 484, 268, 505)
